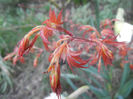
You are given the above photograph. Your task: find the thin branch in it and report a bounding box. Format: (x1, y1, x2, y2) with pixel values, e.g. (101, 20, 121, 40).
(0, 24, 35, 31)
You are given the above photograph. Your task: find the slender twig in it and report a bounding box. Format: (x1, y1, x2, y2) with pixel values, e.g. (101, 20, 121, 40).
(0, 24, 35, 31)
(72, 37, 95, 43)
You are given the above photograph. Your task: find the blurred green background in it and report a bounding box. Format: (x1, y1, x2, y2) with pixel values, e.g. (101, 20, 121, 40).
(0, 0, 133, 99)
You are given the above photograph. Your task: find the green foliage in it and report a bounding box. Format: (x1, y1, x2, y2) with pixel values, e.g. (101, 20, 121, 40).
(71, 3, 91, 25)
(0, 14, 13, 94)
(71, 3, 96, 27)
(0, 56, 12, 94)
(81, 63, 133, 99)
(62, 73, 77, 90)
(120, 61, 130, 88)
(71, 0, 132, 28)
(63, 61, 133, 99)
(0, 0, 29, 15)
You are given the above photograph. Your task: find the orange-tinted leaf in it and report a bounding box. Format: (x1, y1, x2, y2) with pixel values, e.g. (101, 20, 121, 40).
(57, 9, 63, 24)
(130, 64, 133, 70)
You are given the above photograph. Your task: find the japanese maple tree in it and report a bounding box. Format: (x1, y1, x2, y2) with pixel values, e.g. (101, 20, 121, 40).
(4, 9, 131, 98)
